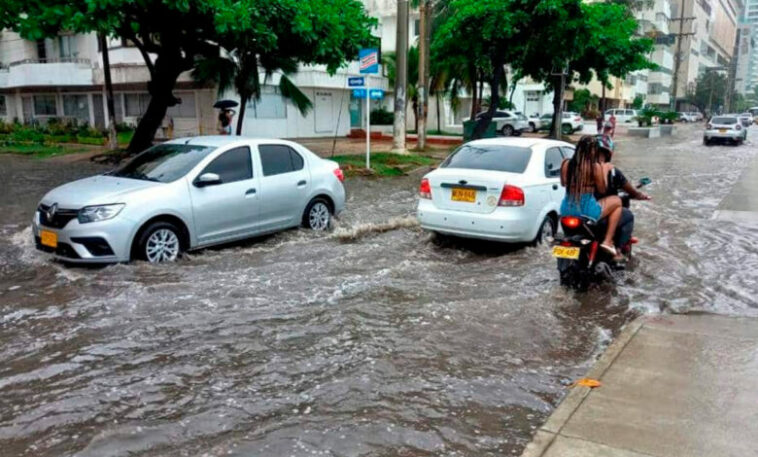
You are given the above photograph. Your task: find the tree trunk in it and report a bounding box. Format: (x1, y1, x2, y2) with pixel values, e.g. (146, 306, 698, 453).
(436, 92, 441, 133)
(98, 33, 118, 150)
(127, 57, 184, 154)
(468, 63, 477, 121)
(417, 0, 428, 150)
(413, 99, 419, 133)
(392, 0, 409, 153)
(236, 95, 248, 136)
(473, 62, 505, 139)
(550, 74, 564, 139)
(478, 78, 484, 112)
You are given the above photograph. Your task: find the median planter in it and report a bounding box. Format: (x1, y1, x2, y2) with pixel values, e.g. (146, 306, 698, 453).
(627, 126, 661, 138)
(659, 125, 675, 136)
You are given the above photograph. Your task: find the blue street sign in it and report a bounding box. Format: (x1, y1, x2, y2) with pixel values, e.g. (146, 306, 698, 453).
(352, 88, 367, 98)
(359, 48, 379, 74)
(348, 76, 365, 87)
(369, 89, 385, 100)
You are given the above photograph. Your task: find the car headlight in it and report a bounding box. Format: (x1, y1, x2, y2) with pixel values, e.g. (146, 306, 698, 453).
(78, 204, 125, 224)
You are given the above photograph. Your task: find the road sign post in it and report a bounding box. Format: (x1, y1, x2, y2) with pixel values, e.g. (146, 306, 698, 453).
(359, 49, 379, 170)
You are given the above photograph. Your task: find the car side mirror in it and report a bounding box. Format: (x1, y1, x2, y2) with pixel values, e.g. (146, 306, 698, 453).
(195, 172, 222, 187)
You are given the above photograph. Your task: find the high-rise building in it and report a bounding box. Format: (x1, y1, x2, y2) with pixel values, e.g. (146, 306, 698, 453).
(740, 0, 758, 92)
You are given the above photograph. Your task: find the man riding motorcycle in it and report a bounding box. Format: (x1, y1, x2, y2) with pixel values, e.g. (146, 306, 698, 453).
(594, 135, 650, 254)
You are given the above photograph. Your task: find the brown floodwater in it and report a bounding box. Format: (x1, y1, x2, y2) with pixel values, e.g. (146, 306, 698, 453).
(0, 126, 756, 456)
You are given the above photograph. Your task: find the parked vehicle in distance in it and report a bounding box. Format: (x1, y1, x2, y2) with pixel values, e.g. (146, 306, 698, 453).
(703, 116, 747, 146)
(417, 137, 574, 244)
(605, 108, 637, 124)
(538, 112, 584, 135)
(516, 112, 543, 132)
(476, 110, 528, 136)
(678, 112, 697, 122)
(33, 136, 346, 264)
(738, 112, 754, 127)
(690, 112, 704, 122)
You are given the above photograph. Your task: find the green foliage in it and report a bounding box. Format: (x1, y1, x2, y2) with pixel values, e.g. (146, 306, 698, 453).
(569, 89, 598, 114)
(632, 95, 645, 109)
(686, 71, 728, 113)
(332, 153, 438, 177)
(370, 107, 394, 125)
(659, 111, 678, 124)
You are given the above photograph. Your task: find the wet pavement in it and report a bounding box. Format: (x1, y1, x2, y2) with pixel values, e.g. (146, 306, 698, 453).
(1, 124, 757, 457)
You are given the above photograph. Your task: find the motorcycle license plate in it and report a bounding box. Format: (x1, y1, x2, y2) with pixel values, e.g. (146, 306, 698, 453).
(451, 188, 476, 202)
(552, 246, 580, 260)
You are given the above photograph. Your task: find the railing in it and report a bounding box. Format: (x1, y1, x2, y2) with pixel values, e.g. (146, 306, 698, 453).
(8, 57, 91, 67)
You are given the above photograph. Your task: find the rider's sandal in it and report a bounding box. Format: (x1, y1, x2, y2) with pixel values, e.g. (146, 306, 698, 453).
(600, 243, 617, 257)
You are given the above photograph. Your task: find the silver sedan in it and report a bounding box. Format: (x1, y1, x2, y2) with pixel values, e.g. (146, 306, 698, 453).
(33, 136, 346, 263)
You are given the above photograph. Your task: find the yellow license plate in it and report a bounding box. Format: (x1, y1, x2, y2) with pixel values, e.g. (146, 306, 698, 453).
(451, 187, 476, 202)
(552, 246, 580, 259)
(718, 129, 727, 133)
(40, 230, 58, 248)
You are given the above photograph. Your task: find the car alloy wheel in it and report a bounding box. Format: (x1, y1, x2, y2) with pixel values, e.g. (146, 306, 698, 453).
(145, 228, 180, 263)
(534, 216, 555, 245)
(502, 125, 514, 136)
(308, 202, 331, 231)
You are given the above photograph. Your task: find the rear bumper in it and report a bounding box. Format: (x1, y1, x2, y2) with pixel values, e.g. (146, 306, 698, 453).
(417, 199, 535, 242)
(704, 130, 744, 140)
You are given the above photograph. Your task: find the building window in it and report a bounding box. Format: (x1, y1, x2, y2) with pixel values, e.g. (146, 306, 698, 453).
(0, 95, 6, 116)
(124, 93, 151, 117)
(248, 86, 286, 119)
(59, 36, 75, 59)
(36, 40, 47, 60)
(414, 19, 420, 37)
(63, 94, 90, 123)
(166, 92, 196, 118)
(33, 95, 57, 116)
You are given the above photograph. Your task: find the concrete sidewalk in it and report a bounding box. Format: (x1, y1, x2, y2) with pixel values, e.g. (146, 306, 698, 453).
(713, 151, 758, 226)
(521, 315, 758, 457)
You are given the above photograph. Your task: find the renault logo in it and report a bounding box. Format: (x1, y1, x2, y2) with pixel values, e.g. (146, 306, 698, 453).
(46, 203, 58, 220)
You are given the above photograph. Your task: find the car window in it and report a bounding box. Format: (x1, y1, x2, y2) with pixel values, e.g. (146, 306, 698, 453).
(544, 147, 563, 178)
(560, 147, 575, 159)
(112, 143, 215, 183)
(541, 114, 552, 120)
(259, 144, 304, 176)
(712, 117, 737, 124)
(441, 143, 532, 173)
(201, 146, 253, 184)
(626, 110, 634, 116)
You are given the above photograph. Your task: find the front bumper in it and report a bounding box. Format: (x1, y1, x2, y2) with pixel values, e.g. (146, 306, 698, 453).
(32, 212, 134, 263)
(417, 199, 536, 242)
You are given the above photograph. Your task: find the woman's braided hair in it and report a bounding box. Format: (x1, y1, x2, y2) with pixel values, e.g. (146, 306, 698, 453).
(566, 135, 599, 202)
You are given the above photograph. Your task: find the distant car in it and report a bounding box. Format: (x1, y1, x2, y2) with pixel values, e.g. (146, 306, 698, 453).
(516, 112, 543, 132)
(417, 137, 575, 244)
(605, 108, 638, 124)
(33, 137, 346, 263)
(678, 112, 697, 122)
(538, 113, 584, 135)
(703, 116, 747, 146)
(738, 113, 754, 127)
(690, 112, 704, 122)
(476, 110, 528, 136)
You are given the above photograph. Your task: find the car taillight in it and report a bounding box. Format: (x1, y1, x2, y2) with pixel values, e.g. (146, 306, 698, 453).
(498, 185, 524, 206)
(419, 178, 431, 199)
(561, 216, 581, 229)
(333, 168, 344, 182)
(575, 117, 581, 122)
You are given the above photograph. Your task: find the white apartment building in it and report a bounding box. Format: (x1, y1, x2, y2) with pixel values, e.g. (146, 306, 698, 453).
(740, 0, 758, 92)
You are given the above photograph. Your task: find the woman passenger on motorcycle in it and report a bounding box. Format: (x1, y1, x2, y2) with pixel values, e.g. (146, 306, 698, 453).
(560, 135, 624, 258)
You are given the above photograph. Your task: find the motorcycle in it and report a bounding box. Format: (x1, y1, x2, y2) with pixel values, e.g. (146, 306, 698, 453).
(552, 177, 651, 290)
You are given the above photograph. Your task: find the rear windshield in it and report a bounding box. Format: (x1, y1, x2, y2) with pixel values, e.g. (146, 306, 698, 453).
(712, 117, 737, 124)
(441, 144, 532, 173)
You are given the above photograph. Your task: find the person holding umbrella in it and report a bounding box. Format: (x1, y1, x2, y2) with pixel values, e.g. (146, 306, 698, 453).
(214, 100, 238, 135)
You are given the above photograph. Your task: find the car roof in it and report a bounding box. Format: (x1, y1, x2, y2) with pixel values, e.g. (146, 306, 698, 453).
(164, 136, 299, 149)
(466, 137, 573, 149)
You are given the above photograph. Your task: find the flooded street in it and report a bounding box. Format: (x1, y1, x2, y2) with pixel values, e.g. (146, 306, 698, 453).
(1, 126, 757, 457)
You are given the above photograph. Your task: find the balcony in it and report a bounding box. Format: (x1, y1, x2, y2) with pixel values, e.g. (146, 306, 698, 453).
(3, 58, 93, 88)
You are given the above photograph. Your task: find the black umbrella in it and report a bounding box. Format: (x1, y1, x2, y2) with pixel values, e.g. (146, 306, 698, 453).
(213, 100, 239, 109)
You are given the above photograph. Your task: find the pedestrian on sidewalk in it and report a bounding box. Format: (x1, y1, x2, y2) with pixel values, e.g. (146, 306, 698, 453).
(596, 112, 604, 133)
(609, 112, 617, 138)
(218, 109, 235, 135)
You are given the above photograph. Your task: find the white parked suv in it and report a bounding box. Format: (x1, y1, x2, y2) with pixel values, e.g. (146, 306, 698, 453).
(417, 138, 574, 244)
(477, 110, 529, 136)
(33, 136, 346, 263)
(678, 112, 697, 122)
(562, 112, 584, 133)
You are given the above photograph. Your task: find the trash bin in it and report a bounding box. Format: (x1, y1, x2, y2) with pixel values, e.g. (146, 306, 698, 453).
(463, 119, 497, 141)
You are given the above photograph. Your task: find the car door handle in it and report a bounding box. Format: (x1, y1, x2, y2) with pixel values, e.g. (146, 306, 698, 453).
(297, 180, 307, 186)
(245, 188, 256, 195)
(552, 184, 559, 190)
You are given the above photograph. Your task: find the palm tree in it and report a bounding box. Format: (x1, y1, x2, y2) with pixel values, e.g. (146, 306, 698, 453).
(383, 46, 421, 132)
(194, 48, 312, 136)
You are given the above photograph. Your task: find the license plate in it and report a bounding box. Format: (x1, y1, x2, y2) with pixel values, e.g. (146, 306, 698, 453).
(40, 230, 58, 248)
(451, 187, 476, 202)
(718, 129, 727, 133)
(552, 246, 580, 259)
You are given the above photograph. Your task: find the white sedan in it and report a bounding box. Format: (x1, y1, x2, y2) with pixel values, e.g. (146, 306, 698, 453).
(417, 138, 574, 243)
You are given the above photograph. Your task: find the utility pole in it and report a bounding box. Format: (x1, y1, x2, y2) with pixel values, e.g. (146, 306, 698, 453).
(670, 0, 696, 111)
(98, 33, 118, 150)
(417, 0, 431, 150)
(392, 0, 409, 153)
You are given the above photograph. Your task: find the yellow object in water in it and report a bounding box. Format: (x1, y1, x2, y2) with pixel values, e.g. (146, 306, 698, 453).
(570, 378, 602, 388)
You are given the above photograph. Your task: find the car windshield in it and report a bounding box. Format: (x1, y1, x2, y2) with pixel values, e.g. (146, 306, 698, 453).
(112, 143, 215, 183)
(441, 143, 532, 173)
(712, 117, 737, 125)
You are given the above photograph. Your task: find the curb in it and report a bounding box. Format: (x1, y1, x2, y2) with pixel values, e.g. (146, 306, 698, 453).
(519, 317, 646, 457)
